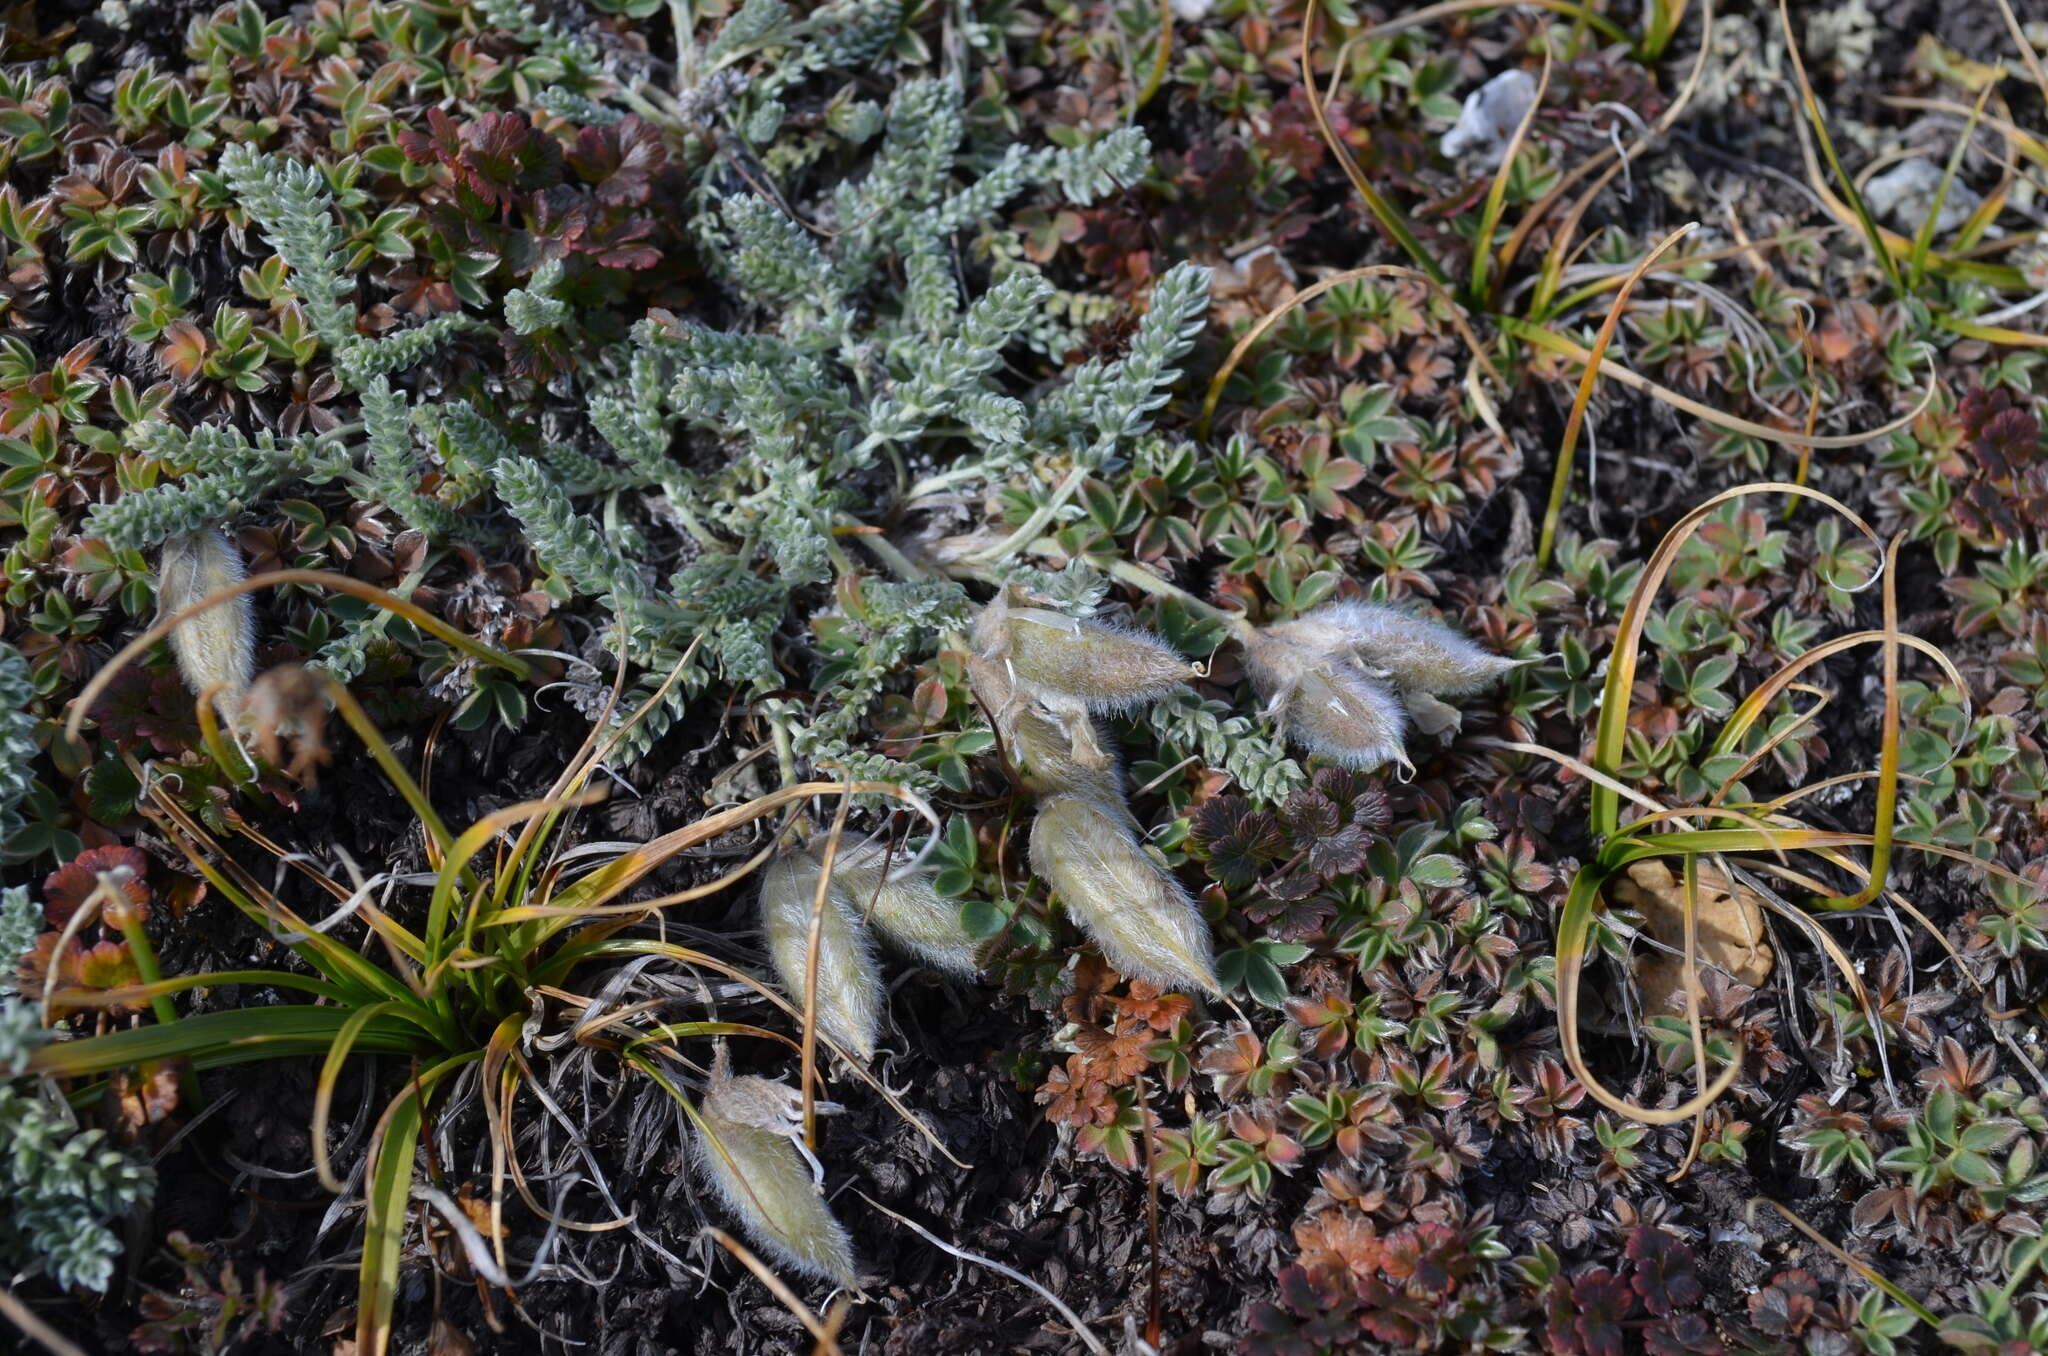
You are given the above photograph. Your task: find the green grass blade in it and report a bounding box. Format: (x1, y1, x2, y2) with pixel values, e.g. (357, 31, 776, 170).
(1554, 862, 1743, 1125)
(25, 1005, 433, 1077)
(1536, 223, 1698, 569)
(1587, 482, 1880, 837)
(356, 1052, 477, 1356)
(1908, 85, 1992, 290)
(48, 969, 350, 1014)
(357, 1085, 423, 1356)
(1779, 0, 1906, 295)
(1302, 0, 1450, 286)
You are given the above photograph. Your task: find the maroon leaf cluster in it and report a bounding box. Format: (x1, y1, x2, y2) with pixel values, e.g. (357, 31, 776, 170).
(399, 110, 668, 275)
(1191, 766, 1392, 903)
(1955, 386, 2048, 543)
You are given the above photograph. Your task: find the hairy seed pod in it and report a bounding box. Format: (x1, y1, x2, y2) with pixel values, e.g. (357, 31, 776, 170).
(158, 529, 254, 720)
(693, 1092, 858, 1286)
(759, 850, 882, 1060)
(1029, 793, 1219, 994)
(1312, 602, 1520, 697)
(972, 595, 1191, 712)
(967, 652, 1124, 802)
(833, 843, 980, 976)
(1242, 626, 1409, 772)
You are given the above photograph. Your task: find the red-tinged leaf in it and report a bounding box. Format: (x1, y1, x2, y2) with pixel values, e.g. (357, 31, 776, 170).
(109, 1058, 183, 1133)
(1286, 992, 1353, 1058)
(1748, 1269, 1819, 1337)
(1571, 1268, 1635, 1356)
(91, 668, 201, 756)
(397, 106, 461, 166)
(1627, 1226, 1703, 1316)
(1644, 1312, 1723, 1356)
(20, 931, 82, 993)
(1380, 1220, 1472, 1298)
(461, 111, 561, 200)
(1189, 795, 1286, 891)
(44, 844, 150, 927)
(1116, 981, 1194, 1033)
(76, 939, 143, 1002)
(1355, 1276, 1433, 1347)
(567, 116, 666, 207)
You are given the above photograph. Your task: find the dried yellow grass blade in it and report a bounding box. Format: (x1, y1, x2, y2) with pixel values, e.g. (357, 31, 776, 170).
(1500, 317, 1939, 450)
(1537, 221, 1699, 566)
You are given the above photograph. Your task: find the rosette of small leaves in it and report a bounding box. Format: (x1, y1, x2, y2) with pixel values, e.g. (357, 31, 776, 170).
(999, 561, 1112, 616)
(702, 0, 794, 69)
(0, 1002, 156, 1292)
(717, 194, 848, 322)
(0, 643, 34, 851)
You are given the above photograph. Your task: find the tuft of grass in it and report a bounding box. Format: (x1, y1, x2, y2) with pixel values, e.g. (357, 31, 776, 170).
(34, 571, 953, 1353)
(1525, 479, 2036, 1180)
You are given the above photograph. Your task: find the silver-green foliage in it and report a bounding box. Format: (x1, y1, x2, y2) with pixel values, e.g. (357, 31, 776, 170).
(1, 939, 156, 1292)
(0, 642, 33, 851)
(89, 420, 352, 551)
(102, 54, 1205, 780)
(0, 885, 33, 992)
(1145, 689, 1305, 805)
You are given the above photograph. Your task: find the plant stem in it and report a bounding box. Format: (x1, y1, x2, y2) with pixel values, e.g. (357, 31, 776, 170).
(770, 715, 799, 787)
(966, 462, 1091, 565)
(905, 453, 1006, 502)
(109, 892, 179, 1031)
(1089, 548, 1255, 642)
(842, 518, 928, 581)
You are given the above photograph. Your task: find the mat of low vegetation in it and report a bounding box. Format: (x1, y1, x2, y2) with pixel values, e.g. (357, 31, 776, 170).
(4, 0, 2048, 1353)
